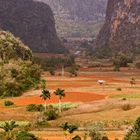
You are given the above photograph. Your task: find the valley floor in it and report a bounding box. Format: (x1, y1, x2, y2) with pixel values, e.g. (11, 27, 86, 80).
(0, 67, 140, 139)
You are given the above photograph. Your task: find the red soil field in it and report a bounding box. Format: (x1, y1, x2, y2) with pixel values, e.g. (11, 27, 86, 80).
(12, 92, 105, 106)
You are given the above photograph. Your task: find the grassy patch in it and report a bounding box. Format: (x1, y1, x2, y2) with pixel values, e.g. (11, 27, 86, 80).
(110, 93, 140, 99)
(50, 102, 79, 110)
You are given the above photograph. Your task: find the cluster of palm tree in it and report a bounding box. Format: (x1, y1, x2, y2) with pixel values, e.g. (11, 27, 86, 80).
(40, 87, 65, 113)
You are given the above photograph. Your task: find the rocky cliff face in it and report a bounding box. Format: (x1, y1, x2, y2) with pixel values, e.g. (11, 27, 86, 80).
(96, 0, 140, 55)
(36, 0, 107, 21)
(0, 0, 66, 53)
(35, 0, 107, 38)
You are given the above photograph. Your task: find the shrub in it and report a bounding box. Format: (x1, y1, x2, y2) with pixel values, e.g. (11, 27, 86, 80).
(68, 66, 78, 77)
(88, 126, 108, 140)
(113, 53, 133, 67)
(113, 65, 120, 72)
(89, 129, 102, 140)
(49, 67, 55, 76)
(26, 104, 37, 112)
(116, 88, 122, 91)
(121, 104, 133, 111)
(122, 98, 127, 101)
(124, 117, 140, 140)
(4, 100, 14, 106)
(16, 131, 39, 140)
(44, 109, 59, 121)
(72, 135, 81, 140)
(26, 104, 44, 112)
(102, 136, 109, 140)
(0, 131, 17, 140)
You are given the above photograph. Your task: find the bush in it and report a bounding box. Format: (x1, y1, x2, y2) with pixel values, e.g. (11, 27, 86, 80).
(102, 136, 109, 140)
(49, 67, 55, 76)
(113, 53, 133, 68)
(124, 117, 140, 140)
(44, 109, 59, 121)
(16, 131, 39, 140)
(4, 100, 14, 106)
(89, 129, 102, 140)
(26, 104, 44, 112)
(113, 65, 120, 72)
(121, 104, 133, 111)
(68, 66, 78, 77)
(89, 129, 109, 140)
(116, 88, 122, 91)
(72, 135, 81, 140)
(122, 98, 127, 101)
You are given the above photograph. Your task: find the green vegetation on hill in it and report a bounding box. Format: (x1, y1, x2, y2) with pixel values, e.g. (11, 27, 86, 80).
(0, 31, 32, 61)
(0, 31, 42, 97)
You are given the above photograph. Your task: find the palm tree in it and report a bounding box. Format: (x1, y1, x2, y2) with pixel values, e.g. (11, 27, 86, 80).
(60, 122, 78, 140)
(60, 122, 69, 140)
(40, 89, 51, 112)
(54, 88, 65, 113)
(67, 124, 78, 139)
(0, 120, 18, 138)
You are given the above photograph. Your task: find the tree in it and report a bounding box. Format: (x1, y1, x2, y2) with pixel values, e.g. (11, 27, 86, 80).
(68, 66, 78, 77)
(60, 122, 69, 140)
(54, 88, 65, 113)
(40, 89, 51, 112)
(112, 53, 133, 68)
(0, 121, 18, 139)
